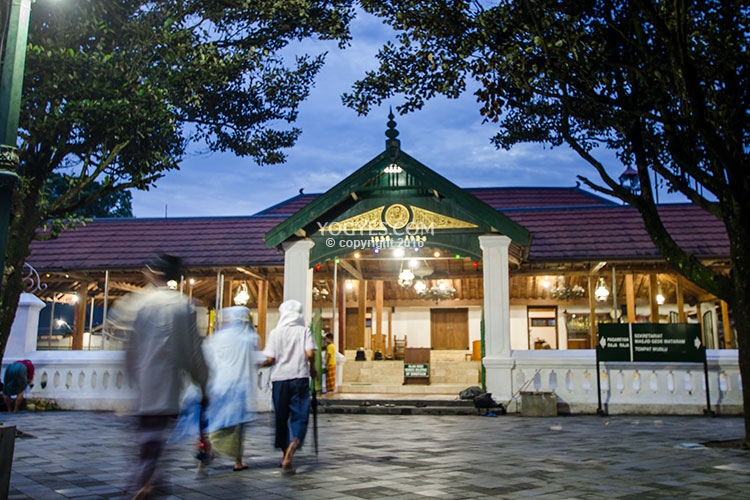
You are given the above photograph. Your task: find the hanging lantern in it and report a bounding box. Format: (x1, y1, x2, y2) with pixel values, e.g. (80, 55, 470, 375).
(594, 277, 610, 302)
(233, 282, 250, 306)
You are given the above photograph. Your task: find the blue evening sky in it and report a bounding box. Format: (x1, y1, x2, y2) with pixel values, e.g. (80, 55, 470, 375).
(131, 11, 632, 218)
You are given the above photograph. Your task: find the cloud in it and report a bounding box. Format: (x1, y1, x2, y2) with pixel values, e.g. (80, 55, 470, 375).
(131, 11, 682, 218)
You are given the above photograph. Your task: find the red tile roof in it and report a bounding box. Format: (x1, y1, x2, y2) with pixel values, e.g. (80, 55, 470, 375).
(256, 186, 613, 215)
(27, 192, 728, 272)
(507, 204, 728, 261)
(28, 216, 286, 271)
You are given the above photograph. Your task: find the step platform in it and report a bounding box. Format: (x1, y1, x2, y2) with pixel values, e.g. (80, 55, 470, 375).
(316, 392, 501, 416)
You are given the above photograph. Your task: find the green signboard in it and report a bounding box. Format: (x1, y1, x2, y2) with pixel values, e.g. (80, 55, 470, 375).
(597, 323, 704, 363)
(404, 363, 429, 377)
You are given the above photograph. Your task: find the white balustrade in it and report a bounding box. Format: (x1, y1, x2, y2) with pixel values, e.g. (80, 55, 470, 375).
(507, 349, 741, 415)
(2, 350, 273, 412)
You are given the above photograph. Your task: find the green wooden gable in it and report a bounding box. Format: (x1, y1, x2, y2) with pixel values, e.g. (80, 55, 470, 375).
(265, 117, 530, 264)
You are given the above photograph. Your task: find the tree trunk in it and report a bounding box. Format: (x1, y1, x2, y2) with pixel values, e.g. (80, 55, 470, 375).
(0, 188, 41, 365)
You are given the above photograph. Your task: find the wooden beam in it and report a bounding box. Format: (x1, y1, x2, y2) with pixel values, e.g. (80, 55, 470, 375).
(676, 275, 686, 323)
(338, 259, 363, 281)
(721, 300, 732, 348)
(375, 280, 384, 354)
(223, 278, 234, 308)
(357, 280, 367, 350)
(344, 298, 484, 308)
(625, 274, 636, 323)
(71, 282, 91, 350)
(649, 274, 659, 323)
(338, 273, 345, 353)
(257, 280, 268, 349)
(388, 305, 393, 359)
(237, 267, 264, 280)
(588, 275, 597, 348)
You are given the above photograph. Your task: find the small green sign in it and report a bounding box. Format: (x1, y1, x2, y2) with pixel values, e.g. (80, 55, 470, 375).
(598, 323, 704, 363)
(404, 363, 429, 377)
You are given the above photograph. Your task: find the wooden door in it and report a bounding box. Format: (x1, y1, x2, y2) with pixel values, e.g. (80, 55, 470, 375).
(345, 307, 360, 350)
(430, 308, 469, 350)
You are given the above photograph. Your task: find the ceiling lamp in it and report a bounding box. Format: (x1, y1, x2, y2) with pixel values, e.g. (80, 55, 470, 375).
(656, 286, 666, 305)
(313, 280, 330, 302)
(594, 277, 609, 302)
(233, 282, 250, 306)
(393, 247, 405, 258)
(417, 280, 456, 303)
(413, 280, 427, 294)
(398, 268, 415, 287)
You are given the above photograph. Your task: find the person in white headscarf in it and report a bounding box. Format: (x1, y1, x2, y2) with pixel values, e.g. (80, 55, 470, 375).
(200, 306, 259, 472)
(260, 299, 317, 475)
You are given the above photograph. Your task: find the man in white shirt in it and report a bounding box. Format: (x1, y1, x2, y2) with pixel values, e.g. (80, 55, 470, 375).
(261, 299, 317, 475)
(112, 253, 208, 498)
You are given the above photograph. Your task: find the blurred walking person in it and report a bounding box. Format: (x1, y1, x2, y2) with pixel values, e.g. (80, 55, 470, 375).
(111, 253, 208, 499)
(261, 299, 317, 474)
(199, 306, 259, 473)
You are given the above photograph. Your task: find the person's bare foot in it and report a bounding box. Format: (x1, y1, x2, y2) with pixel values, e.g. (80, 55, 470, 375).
(233, 461, 248, 471)
(281, 438, 299, 473)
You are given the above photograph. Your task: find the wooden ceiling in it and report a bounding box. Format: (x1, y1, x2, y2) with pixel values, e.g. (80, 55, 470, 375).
(30, 256, 718, 310)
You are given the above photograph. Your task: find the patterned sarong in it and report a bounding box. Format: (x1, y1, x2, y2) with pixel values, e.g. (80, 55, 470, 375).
(325, 364, 336, 393)
(209, 424, 244, 459)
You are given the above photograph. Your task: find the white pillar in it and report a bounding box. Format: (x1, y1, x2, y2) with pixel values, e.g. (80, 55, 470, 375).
(283, 239, 315, 326)
(479, 234, 515, 403)
(4, 292, 45, 360)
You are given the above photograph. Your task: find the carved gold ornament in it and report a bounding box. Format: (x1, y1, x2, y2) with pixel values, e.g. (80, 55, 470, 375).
(408, 206, 478, 230)
(318, 206, 386, 233)
(384, 204, 410, 229)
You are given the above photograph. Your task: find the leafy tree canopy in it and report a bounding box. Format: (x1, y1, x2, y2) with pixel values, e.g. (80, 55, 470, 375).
(0, 0, 355, 356)
(346, 0, 750, 443)
(43, 173, 133, 219)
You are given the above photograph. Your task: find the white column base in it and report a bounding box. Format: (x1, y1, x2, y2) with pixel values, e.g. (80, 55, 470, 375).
(483, 355, 516, 409)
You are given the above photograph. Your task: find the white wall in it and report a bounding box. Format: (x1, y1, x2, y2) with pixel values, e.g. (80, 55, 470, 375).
(509, 303, 700, 351)
(510, 306, 528, 350)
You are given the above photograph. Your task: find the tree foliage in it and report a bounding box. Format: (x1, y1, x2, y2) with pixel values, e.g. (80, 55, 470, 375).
(347, 0, 750, 443)
(43, 174, 133, 219)
(0, 0, 355, 359)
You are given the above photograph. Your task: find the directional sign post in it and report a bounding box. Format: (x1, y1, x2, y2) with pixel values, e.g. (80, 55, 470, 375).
(596, 323, 711, 415)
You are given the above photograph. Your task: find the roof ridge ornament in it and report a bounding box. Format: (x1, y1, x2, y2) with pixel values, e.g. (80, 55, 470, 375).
(385, 106, 401, 160)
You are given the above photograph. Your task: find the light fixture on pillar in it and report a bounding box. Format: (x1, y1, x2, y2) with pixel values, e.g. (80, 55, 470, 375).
(233, 282, 250, 306)
(594, 277, 610, 302)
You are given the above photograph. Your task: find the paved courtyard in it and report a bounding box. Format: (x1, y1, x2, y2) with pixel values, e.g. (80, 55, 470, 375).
(3, 410, 750, 499)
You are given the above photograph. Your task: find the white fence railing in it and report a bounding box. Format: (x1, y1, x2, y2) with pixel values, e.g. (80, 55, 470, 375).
(508, 349, 742, 414)
(2, 351, 274, 412)
(2, 293, 742, 414)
